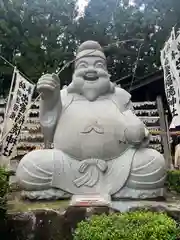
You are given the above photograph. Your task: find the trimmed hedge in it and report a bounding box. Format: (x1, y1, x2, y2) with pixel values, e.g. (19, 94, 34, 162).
(166, 170, 180, 193)
(74, 211, 179, 240)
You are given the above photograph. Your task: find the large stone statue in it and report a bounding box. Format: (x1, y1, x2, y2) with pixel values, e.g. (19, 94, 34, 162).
(16, 41, 166, 200)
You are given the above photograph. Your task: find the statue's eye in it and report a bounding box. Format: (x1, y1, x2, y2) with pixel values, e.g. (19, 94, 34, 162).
(77, 62, 88, 69)
(95, 62, 105, 69)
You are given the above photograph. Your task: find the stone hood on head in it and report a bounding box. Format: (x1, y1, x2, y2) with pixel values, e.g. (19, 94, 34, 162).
(75, 40, 106, 65)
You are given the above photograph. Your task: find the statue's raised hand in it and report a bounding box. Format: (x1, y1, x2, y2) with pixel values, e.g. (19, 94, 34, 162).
(37, 73, 60, 98)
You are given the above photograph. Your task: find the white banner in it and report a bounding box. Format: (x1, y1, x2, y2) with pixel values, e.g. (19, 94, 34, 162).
(1, 70, 35, 159)
(168, 33, 180, 94)
(160, 27, 180, 128)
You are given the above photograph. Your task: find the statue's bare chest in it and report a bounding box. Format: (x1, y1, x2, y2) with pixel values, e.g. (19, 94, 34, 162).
(61, 98, 123, 123)
(54, 97, 128, 159)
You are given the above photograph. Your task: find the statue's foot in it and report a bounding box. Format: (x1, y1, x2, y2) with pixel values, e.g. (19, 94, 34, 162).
(16, 150, 54, 191)
(16, 149, 72, 200)
(113, 148, 166, 199)
(21, 188, 71, 200)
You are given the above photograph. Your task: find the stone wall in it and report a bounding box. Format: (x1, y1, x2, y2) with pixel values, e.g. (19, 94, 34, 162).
(3, 200, 180, 240)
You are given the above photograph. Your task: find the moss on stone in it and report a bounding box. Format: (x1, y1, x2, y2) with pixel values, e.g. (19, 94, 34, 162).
(7, 199, 69, 213)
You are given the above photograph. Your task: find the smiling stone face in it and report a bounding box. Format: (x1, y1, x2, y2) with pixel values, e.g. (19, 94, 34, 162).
(67, 41, 114, 101)
(75, 56, 108, 81)
(72, 56, 111, 101)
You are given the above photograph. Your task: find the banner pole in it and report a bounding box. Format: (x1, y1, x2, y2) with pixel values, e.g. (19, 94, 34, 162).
(4, 68, 17, 120)
(0, 67, 17, 140)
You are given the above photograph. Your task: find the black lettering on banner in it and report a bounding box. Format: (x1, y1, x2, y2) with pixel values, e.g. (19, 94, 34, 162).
(166, 43, 170, 51)
(2, 145, 10, 157)
(18, 116, 25, 125)
(13, 103, 19, 112)
(17, 89, 22, 97)
(165, 65, 171, 76)
(168, 96, 177, 106)
(2, 133, 17, 157)
(177, 42, 180, 51)
(2, 122, 22, 157)
(176, 58, 180, 70)
(171, 51, 178, 60)
(165, 75, 173, 87)
(9, 94, 23, 120)
(12, 100, 26, 126)
(16, 96, 20, 104)
(10, 123, 20, 135)
(17, 111, 22, 119)
(27, 86, 32, 95)
(19, 102, 27, 114)
(6, 135, 17, 145)
(14, 113, 21, 123)
(172, 107, 178, 117)
(166, 86, 175, 98)
(2, 142, 14, 157)
(19, 81, 26, 90)
(2, 83, 32, 157)
(9, 111, 16, 120)
(7, 149, 13, 157)
(21, 93, 28, 105)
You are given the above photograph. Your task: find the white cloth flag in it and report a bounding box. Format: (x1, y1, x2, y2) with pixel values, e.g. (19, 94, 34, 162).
(160, 27, 180, 128)
(1, 70, 35, 160)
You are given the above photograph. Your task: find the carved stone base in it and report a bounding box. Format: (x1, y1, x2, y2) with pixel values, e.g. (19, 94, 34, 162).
(21, 188, 71, 200)
(20, 187, 165, 201)
(113, 187, 165, 200)
(111, 200, 171, 213)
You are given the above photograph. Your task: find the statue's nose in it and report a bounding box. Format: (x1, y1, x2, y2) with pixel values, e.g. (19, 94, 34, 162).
(84, 70, 98, 81)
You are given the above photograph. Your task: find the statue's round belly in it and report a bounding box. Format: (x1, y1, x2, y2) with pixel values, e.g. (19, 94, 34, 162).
(53, 111, 129, 160)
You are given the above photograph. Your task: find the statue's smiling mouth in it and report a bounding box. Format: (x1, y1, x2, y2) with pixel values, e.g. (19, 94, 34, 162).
(83, 71, 99, 81)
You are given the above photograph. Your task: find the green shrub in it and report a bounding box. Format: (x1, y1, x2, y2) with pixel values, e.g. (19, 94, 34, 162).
(166, 170, 180, 193)
(74, 211, 179, 240)
(0, 168, 9, 214)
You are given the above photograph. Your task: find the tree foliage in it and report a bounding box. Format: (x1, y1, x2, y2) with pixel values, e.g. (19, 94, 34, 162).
(77, 0, 180, 82)
(0, 0, 180, 95)
(0, 0, 78, 94)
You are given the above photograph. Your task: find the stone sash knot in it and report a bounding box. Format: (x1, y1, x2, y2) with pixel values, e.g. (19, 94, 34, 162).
(73, 159, 108, 188)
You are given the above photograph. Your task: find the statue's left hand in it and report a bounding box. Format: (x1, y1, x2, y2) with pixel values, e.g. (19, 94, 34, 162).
(123, 110, 148, 146)
(125, 123, 146, 146)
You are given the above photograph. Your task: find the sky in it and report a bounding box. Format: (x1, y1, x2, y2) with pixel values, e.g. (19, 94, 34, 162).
(77, 0, 136, 15)
(77, 0, 89, 13)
